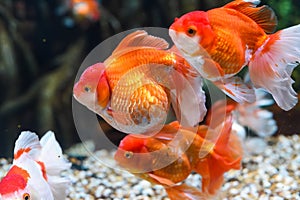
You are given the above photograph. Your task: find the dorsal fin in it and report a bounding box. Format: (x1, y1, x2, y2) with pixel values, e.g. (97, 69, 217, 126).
(224, 0, 278, 33)
(39, 131, 71, 175)
(14, 131, 41, 160)
(112, 30, 169, 55)
(39, 131, 71, 199)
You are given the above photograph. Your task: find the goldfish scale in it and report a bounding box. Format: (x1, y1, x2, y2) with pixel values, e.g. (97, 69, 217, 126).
(152, 156, 192, 183)
(105, 48, 184, 90)
(207, 7, 268, 75)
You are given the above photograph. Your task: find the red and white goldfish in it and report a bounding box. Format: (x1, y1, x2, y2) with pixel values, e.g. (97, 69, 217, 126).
(114, 116, 243, 199)
(73, 30, 207, 134)
(70, 0, 100, 22)
(0, 131, 71, 200)
(169, 0, 300, 111)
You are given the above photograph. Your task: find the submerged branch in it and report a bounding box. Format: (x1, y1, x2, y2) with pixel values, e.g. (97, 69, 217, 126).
(0, 38, 86, 127)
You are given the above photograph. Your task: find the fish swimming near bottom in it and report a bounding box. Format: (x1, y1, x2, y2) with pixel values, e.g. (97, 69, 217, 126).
(114, 115, 243, 199)
(0, 131, 71, 200)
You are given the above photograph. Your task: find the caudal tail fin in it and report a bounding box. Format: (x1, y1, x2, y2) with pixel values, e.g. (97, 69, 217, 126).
(195, 116, 243, 195)
(39, 131, 71, 199)
(249, 24, 300, 111)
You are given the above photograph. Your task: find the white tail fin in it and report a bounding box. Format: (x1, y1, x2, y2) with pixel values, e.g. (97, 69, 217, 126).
(47, 176, 71, 200)
(39, 131, 71, 199)
(13, 131, 41, 161)
(235, 88, 278, 137)
(249, 24, 300, 111)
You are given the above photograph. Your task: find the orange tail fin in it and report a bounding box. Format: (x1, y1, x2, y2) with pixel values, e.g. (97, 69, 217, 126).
(213, 115, 243, 171)
(249, 24, 300, 111)
(165, 183, 209, 200)
(195, 116, 243, 195)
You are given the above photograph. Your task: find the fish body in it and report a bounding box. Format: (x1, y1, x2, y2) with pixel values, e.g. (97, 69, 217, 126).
(0, 131, 71, 200)
(169, 0, 300, 110)
(74, 30, 207, 134)
(70, 0, 100, 22)
(114, 116, 243, 198)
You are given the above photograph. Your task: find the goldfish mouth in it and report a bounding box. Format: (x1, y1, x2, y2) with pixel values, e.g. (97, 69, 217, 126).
(169, 29, 186, 54)
(168, 29, 177, 42)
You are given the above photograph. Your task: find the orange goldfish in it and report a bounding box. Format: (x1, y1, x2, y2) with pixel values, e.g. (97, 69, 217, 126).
(114, 116, 243, 199)
(73, 30, 207, 134)
(70, 0, 100, 22)
(0, 131, 71, 200)
(169, 0, 300, 111)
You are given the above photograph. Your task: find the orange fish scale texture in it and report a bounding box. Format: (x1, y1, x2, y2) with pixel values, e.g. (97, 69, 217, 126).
(111, 83, 168, 126)
(208, 8, 268, 74)
(152, 156, 191, 183)
(105, 49, 176, 89)
(129, 84, 168, 125)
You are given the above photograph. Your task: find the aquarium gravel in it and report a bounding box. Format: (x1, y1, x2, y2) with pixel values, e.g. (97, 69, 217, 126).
(1, 135, 299, 200)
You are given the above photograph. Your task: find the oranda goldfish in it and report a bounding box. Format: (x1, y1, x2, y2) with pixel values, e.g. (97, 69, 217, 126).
(169, 0, 300, 111)
(70, 0, 100, 22)
(114, 115, 243, 199)
(0, 131, 71, 200)
(73, 30, 207, 134)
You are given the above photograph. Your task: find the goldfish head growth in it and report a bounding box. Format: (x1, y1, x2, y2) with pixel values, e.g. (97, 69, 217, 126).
(114, 135, 157, 173)
(73, 62, 110, 113)
(0, 159, 48, 200)
(0, 166, 39, 200)
(169, 11, 216, 54)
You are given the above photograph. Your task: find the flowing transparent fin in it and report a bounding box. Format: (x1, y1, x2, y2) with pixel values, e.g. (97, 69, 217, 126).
(249, 25, 300, 111)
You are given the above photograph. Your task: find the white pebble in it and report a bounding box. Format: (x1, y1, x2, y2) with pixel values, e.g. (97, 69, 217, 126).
(102, 188, 113, 197)
(142, 188, 155, 196)
(140, 180, 152, 188)
(229, 188, 239, 195)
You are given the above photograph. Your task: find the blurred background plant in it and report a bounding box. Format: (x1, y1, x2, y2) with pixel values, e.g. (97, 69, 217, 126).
(0, 0, 299, 157)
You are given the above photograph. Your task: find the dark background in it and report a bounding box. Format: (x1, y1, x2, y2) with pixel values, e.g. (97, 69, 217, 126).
(0, 0, 299, 157)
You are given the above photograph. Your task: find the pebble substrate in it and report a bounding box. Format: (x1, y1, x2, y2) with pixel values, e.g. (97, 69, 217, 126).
(0, 135, 299, 200)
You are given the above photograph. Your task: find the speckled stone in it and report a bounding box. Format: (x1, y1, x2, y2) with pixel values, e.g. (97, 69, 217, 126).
(1, 135, 300, 199)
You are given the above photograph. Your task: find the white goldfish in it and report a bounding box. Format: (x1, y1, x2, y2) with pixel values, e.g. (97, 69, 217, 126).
(0, 131, 71, 200)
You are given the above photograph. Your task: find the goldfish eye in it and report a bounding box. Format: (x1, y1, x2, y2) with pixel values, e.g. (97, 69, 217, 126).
(84, 86, 91, 92)
(23, 193, 30, 200)
(124, 151, 133, 159)
(186, 26, 197, 37)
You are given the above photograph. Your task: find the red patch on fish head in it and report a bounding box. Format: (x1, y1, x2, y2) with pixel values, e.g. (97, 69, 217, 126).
(170, 11, 215, 47)
(118, 135, 147, 153)
(115, 135, 153, 172)
(0, 166, 30, 195)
